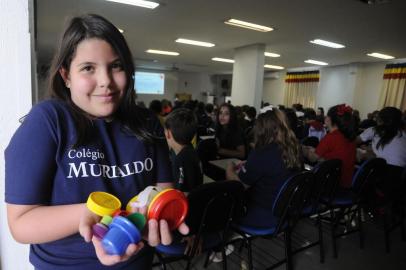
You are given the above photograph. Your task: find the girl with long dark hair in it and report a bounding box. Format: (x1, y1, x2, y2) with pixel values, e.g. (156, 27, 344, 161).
(5, 14, 187, 269)
(226, 109, 302, 227)
(215, 103, 246, 159)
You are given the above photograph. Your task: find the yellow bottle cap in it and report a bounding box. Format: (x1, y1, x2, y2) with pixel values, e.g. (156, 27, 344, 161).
(87, 192, 121, 216)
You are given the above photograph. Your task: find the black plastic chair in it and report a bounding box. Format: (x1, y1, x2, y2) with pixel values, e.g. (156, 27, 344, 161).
(327, 158, 386, 258)
(299, 159, 341, 263)
(376, 165, 406, 252)
(231, 171, 314, 270)
(154, 181, 245, 270)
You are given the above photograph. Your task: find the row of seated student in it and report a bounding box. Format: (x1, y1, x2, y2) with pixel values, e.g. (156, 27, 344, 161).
(159, 101, 405, 262)
(154, 98, 405, 193)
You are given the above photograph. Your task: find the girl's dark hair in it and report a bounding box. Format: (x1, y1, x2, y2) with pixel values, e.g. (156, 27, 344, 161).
(48, 14, 154, 147)
(327, 104, 358, 141)
(374, 107, 403, 149)
(254, 109, 302, 169)
(216, 103, 239, 130)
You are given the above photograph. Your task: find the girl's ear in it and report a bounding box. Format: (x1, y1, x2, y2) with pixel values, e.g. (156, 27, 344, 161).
(59, 68, 71, 88)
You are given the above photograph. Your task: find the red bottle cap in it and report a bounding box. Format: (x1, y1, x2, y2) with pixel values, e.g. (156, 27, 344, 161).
(147, 189, 188, 230)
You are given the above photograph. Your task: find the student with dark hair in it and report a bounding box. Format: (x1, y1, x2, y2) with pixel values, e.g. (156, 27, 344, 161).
(215, 103, 246, 159)
(303, 108, 326, 142)
(359, 107, 406, 167)
(5, 14, 188, 269)
(303, 104, 357, 188)
(149, 99, 164, 125)
(164, 108, 203, 192)
(226, 109, 302, 227)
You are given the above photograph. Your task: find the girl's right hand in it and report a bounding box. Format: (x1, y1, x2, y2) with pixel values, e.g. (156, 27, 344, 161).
(78, 206, 144, 266)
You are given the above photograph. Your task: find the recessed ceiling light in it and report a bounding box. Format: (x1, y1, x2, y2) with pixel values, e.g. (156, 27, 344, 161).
(264, 64, 284, 70)
(106, 0, 159, 9)
(212, 57, 235, 63)
(310, 39, 345, 49)
(224, 19, 273, 32)
(118, 28, 124, 33)
(264, 52, 280, 58)
(175, 38, 215, 47)
(367, 52, 394, 59)
(305, 59, 328, 66)
(146, 49, 179, 56)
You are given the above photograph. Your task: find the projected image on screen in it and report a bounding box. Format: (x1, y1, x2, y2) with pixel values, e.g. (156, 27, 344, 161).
(134, 72, 165, 95)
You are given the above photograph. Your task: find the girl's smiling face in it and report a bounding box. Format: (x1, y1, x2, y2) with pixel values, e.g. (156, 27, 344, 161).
(60, 38, 127, 118)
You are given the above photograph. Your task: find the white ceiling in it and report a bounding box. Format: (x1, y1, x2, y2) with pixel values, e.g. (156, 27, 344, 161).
(36, 0, 406, 73)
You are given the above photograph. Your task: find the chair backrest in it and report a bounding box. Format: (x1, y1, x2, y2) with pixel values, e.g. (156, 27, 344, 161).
(196, 138, 217, 163)
(185, 181, 245, 235)
(351, 158, 386, 197)
(310, 159, 342, 209)
(272, 171, 314, 231)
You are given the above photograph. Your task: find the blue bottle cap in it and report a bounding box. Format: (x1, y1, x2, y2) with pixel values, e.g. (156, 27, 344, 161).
(101, 216, 142, 255)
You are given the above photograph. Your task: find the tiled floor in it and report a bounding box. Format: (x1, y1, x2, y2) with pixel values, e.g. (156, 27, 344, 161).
(153, 215, 406, 270)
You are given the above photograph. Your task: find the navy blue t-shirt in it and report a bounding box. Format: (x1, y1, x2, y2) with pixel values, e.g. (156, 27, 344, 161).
(5, 99, 172, 270)
(238, 143, 297, 210)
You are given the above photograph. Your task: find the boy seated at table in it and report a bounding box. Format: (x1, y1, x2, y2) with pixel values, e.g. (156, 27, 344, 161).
(164, 108, 203, 193)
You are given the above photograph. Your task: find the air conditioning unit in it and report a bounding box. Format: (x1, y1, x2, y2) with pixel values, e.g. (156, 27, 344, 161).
(264, 72, 280, 79)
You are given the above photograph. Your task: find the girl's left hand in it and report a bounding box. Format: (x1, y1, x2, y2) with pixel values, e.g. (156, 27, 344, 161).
(131, 206, 189, 247)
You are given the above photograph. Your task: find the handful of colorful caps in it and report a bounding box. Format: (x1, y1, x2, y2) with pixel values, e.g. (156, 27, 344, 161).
(86, 186, 188, 255)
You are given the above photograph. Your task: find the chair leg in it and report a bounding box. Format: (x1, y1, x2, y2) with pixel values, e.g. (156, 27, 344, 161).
(317, 213, 325, 263)
(284, 228, 293, 270)
(155, 252, 167, 270)
(358, 207, 364, 249)
(185, 257, 192, 270)
(383, 211, 390, 253)
(330, 208, 338, 258)
(203, 251, 211, 268)
(221, 248, 227, 270)
(247, 238, 254, 270)
(401, 203, 406, 241)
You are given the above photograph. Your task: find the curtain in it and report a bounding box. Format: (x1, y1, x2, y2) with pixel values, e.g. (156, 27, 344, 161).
(284, 71, 319, 108)
(379, 63, 406, 111)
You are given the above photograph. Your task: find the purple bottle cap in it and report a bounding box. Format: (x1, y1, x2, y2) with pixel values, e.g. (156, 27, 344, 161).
(92, 223, 108, 239)
(102, 216, 141, 255)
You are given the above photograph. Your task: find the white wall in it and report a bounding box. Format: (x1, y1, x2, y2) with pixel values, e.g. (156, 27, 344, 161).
(263, 72, 286, 106)
(317, 64, 358, 111)
(0, 0, 33, 269)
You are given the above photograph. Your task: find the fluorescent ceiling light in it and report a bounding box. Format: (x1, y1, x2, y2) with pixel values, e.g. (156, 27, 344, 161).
(146, 49, 179, 56)
(106, 0, 159, 9)
(212, 57, 235, 63)
(175, 38, 215, 47)
(264, 64, 284, 70)
(224, 19, 273, 32)
(367, 52, 394, 60)
(305, 59, 328, 66)
(310, 39, 345, 49)
(264, 52, 280, 57)
(118, 28, 124, 33)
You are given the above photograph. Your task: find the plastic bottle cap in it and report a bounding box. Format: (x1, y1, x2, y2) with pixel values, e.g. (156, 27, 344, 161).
(100, 215, 113, 227)
(92, 223, 108, 239)
(113, 209, 129, 217)
(87, 192, 121, 217)
(127, 212, 147, 231)
(147, 189, 188, 230)
(102, 216, 141, 255)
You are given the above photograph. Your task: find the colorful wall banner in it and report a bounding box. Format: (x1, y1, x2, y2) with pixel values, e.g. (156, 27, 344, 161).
(285, 70, 320, 83)
(383, 63, 406, 80)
